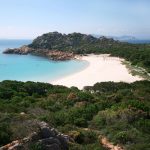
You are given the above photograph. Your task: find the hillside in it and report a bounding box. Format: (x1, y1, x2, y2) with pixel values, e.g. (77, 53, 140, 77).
(28, 32, 117, 53)
(0, 80, 149, 149)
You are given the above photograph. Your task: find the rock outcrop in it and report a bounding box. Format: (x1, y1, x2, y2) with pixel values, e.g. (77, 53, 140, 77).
(0, 121, 70, 150)
(4, 46, 75, 60)
(4, 46, 33, 55)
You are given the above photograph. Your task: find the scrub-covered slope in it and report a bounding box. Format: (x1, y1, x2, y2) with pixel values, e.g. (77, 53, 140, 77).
(0, 80, 149, 149)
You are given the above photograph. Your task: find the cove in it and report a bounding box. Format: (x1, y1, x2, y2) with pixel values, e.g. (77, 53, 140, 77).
(0, 40, 88, 82)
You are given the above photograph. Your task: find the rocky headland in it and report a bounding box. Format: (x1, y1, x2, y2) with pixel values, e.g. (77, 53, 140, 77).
(3, 32, 118, 60)
(4, 46, 75, 61)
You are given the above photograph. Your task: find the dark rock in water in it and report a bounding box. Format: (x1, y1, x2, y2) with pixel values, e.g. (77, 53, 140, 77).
(0, 121, 70, 150)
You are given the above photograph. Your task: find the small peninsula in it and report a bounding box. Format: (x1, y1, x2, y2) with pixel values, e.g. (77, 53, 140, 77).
(3, 32, 117, 60)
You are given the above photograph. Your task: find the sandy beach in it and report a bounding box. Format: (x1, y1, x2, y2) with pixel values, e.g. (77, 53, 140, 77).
(51, 54, 142, 89)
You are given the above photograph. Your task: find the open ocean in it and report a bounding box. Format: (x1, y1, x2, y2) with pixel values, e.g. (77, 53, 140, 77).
(0, 40, 88, 82)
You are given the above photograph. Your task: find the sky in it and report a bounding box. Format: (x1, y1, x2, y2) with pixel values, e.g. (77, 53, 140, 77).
(0, 0, 150, 39)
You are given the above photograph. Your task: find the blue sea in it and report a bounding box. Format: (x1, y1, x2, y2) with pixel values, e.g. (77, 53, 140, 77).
(123, 40, 150, 44)
(0, 40, 88, 82)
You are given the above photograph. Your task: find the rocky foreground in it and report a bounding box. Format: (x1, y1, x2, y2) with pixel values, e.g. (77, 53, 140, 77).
(0, 121, 70, 150)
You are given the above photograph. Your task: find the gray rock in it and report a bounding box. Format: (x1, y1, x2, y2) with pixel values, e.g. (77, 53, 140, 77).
(0, 121, 69, 150)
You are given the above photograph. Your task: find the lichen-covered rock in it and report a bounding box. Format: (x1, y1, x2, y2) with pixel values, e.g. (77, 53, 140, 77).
(0, 121, 70, 150)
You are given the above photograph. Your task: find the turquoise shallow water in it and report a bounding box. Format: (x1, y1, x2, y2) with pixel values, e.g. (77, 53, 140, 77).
(0, 40, 88, 82)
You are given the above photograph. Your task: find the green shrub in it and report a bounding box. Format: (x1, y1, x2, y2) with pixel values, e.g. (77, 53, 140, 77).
(74, 118, 87, 127)
(30, 143, 43, 150)
(114, 128, 139, 144)
(0, 123, 12, 146)
(76, 92, 94, 102)
(114, 131, 131, 144)
(75, 130, 97, 144)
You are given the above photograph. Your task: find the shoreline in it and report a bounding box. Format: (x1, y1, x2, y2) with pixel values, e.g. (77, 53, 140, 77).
(49, 58, 90, 82)
(51, 54, 142, 89)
